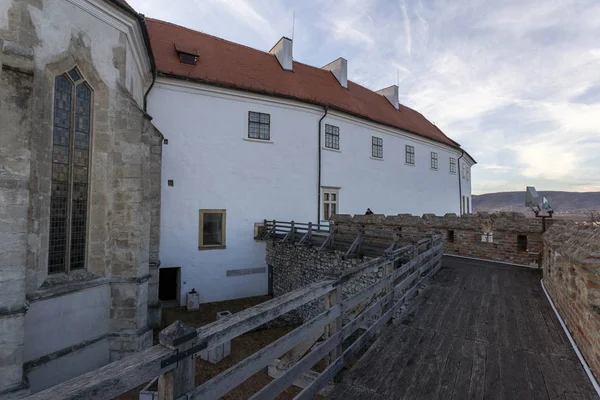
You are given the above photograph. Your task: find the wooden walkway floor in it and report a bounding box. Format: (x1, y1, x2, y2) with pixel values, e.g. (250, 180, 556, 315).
(328, 257, 598, 400)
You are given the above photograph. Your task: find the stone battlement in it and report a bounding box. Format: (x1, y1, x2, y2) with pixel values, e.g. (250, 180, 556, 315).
(332, 212, 560, 267)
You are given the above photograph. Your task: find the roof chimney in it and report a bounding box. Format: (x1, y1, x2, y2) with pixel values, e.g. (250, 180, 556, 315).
(269, 37, 293, 71)
(376, 85, 399, 110)
(322, 57, 348, 88)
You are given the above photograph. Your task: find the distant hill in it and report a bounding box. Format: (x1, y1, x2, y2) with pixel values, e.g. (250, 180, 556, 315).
(472, 191, 600, 214)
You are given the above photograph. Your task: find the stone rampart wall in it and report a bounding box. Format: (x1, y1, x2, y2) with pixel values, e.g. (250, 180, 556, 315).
(332, 212, 560, 267)
(543, 223, 600, 381)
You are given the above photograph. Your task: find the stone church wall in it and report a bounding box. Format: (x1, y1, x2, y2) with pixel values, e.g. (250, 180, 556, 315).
(0, 0, 161, 396)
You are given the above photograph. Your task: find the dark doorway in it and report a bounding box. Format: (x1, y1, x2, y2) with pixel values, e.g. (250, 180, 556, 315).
(159, 267, 179, 302)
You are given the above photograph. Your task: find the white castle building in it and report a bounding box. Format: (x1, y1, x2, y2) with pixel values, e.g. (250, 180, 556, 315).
(145, 19, 476, 305)
(0, 0, 474, 394)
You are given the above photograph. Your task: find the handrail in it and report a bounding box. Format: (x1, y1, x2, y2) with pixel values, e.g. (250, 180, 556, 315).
(30, 223, 444, 400)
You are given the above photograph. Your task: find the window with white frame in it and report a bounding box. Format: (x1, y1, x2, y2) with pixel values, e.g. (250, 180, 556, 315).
(248, 111, 270, 140)
(325, 124, 340, 150)
(450, 157, 457, 173)
(322, 188, 338, 220)
(430, 152, 438, 170)
(371, 136, 383, 158)
(405, 145, 415, 164)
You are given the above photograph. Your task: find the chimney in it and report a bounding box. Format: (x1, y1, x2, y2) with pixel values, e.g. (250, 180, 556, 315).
(269, 37, 293, 71)
(322, 57, 348, 88)
(376, 85, 399, 110)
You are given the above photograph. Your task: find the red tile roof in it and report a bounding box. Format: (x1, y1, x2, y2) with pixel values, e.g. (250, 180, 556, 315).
(146, 18, 462, 149)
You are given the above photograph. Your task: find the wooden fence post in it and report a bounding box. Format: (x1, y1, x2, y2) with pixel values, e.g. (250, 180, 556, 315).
(323, 287, 342, 367)
(158, 321, 197, 400)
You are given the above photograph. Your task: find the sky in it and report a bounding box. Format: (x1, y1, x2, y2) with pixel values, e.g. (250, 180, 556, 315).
(128, 0, 600, 194)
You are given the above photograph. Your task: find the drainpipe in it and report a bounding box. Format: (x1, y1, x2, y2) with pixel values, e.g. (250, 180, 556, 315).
(317, 106, 329, 229)
(457, 150, 465, 215)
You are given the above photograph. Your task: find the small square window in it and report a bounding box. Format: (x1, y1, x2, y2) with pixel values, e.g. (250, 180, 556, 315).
(248, 111, 270, 140)
(431, 152, 438, 170)
(199, 210, 226, 250)
(450, 157, 456, 173)
(372, 137, 383, 158)
(325, 124, 340, 150)
(405, 145, 415, 164)
(168, 180, 174, 187)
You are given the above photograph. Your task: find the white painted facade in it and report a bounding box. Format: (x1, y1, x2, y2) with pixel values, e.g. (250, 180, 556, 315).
(148, 78, 475, 304)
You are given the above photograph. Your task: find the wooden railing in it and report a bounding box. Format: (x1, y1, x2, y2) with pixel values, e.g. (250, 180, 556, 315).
(28, 227, 444, 400)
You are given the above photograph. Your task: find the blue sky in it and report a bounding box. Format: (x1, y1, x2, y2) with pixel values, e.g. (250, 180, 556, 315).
(129, 0, 600, 194)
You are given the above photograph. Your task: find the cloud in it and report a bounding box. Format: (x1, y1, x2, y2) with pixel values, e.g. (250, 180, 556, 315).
(126, 0, 600, 194)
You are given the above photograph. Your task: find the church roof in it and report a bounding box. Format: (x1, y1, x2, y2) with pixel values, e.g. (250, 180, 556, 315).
(145, 18, 465, 151)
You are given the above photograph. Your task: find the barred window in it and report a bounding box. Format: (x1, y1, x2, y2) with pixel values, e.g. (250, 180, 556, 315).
(325, 124, 339, 150)
(248, 111, 270, 140)
(431, 152, 438, 170)
(48, 68, 92, 274)
(405, 145, 415, 164)
(450, 157, 457, 173)
(372, 137, 383, 158)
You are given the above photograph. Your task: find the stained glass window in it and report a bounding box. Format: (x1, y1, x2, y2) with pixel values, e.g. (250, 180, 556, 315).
(48, 72, 92, 274)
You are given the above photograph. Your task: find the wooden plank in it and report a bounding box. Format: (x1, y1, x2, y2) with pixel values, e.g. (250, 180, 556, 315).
(522, 350, 550, 400)
(278, 329, 323, 370)
(510, 349, 532, 400)
(26, 345, 174, 400)
(406, 333, 456, 399)
(294, 294, 405, 400)
(447, 339, 473, 399)
(193, 280, 334, 353)
(468, 340, 487, 399)
(484, 345, 503, 400)
(536, 353, 565, 400)
(253, 289, 395, 400)
(183, 303, 342, 399)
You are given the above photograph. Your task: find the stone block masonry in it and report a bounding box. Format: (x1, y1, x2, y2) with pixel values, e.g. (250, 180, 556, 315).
(332, 212, 561, 267)
(543, 223, 600, 382)
(266, 241, 393, 323)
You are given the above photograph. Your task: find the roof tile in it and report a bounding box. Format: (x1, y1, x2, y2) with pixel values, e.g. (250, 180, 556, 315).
(146, 18, 461, 149)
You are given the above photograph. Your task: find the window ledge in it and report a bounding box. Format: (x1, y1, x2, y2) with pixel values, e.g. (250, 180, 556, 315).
(404, 162, 416, 167)
(322, 146, 341, 153)
(450, 171, 457, 175)
(431, 168, 439, 171)
(198, 245, 227, 251)
(244, 137, 273, 144)
(29, 272, 107, 302)
(370, 156, 384, 161)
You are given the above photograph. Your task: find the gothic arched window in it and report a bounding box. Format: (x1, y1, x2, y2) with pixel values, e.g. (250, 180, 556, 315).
(48, 68, 92, 274)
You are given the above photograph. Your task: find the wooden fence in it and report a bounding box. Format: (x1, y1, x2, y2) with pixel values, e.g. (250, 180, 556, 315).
(28, 222, 443, 400)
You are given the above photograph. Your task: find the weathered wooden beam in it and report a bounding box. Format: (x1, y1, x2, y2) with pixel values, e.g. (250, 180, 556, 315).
(267, 359, 324, 389)
(318, 229, 335, 252)
(295, 254, 443, 400)
(26, 345, 174, 400)
(297, 222, 313, 246)
(251, 287, 395, 400)
(158, 321, 196, 400)
(181, 302, 342, 399)
(192, 280, 335, 356)
(343, 227, 363, 259)
(278, 329, 323, 370)
(281, 221, 296, 243)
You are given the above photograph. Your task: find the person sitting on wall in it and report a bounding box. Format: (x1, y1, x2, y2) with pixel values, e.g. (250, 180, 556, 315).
(365, 208, 374, 215)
